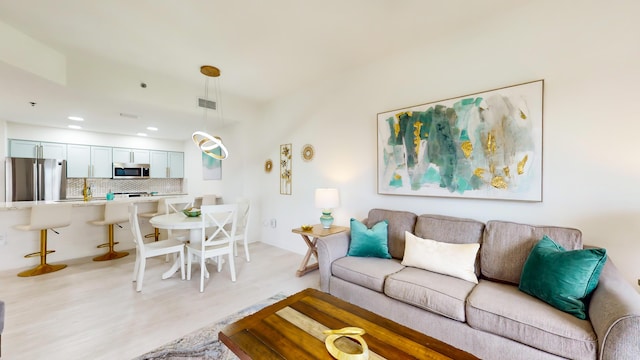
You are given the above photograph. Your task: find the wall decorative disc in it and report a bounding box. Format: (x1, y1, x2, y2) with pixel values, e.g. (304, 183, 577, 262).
(264, 159, 273, 173)
(301, 144, 315, 162)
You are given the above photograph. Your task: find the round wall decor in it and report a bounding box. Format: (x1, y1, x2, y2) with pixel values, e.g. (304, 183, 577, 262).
(264, 159, 273, 173)
(301, 144, 315, 162)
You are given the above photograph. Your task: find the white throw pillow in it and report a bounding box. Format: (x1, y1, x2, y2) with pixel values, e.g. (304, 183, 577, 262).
(402, 231, 480, 284)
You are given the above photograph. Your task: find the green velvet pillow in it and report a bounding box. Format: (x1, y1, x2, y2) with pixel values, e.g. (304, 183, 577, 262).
(347, 218, 392, 259)
(519, 235, 607, 320)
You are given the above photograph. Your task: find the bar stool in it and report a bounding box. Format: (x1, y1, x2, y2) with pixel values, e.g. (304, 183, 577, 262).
(201, 194, 219, 206)
(15, 203, 72, 277)
(91, 201, 130, 261)
(139, 198, 166, 241)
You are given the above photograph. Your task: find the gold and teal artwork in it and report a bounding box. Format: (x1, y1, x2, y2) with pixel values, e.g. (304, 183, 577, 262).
(202, 148, 222, 180)
(377, 80, 543, 201)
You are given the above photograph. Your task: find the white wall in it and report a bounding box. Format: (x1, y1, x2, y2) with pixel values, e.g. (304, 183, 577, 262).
(251, 0, 640, 288)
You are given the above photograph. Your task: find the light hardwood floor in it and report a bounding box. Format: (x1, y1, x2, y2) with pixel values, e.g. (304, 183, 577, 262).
(0, 242, 319, 360)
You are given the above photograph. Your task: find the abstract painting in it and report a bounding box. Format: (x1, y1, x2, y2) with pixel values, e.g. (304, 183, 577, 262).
(377, 80, 543, 201)
(202, 148, 222, 180)
(280, 144, 292, 195)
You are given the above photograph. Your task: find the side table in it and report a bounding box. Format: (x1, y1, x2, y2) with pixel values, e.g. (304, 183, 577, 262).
(291, 224, 348, 277)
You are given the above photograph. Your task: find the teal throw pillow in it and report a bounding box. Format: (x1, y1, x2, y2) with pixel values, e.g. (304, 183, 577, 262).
(519, 235, 607, 320)
(348, 218, 392, 259)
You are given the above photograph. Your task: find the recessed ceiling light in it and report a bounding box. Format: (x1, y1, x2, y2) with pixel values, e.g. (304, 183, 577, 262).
(68, 116, 84, 121)
(146, 126, 158, 131)
(137, 132, 147, 137)
(68, 125, 82, 129)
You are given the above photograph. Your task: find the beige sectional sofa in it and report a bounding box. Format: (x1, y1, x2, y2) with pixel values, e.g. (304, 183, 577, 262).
(316, 209, 640, 360)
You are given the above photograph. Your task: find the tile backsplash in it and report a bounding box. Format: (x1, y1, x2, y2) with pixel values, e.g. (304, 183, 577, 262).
(67, 178, 184, 197)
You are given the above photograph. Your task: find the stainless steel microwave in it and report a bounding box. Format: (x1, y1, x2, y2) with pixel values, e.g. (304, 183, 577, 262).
(112, 163, 150, 179)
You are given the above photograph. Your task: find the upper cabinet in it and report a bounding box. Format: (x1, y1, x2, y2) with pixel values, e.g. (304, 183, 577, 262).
(67, 145, 113, 178)
(149, 151, 184, 178)
(149, 151, 168, 178)
(168, 152, 184, 178)
(113, 148, 150, 164)
(9, 139, 67, 159)
(9, 139, 181, 179)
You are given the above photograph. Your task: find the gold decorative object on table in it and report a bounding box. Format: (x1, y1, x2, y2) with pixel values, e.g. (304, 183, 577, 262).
(300, 224, 313, 231)
(301, 144, 315, 161)
(324, 327, 369, 360)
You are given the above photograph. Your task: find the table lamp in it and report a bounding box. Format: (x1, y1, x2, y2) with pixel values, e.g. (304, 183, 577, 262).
(315, 188, 340, 229)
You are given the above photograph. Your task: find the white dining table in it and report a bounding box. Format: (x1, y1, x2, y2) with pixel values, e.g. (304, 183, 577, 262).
(149, 212, 226, 279)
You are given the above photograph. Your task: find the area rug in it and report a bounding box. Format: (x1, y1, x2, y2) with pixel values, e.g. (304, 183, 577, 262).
(133, 293, 287, 360)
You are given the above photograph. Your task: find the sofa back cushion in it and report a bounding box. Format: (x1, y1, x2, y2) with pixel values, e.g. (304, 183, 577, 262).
(482, 220, 582, 284)
(366, 209, 417, 259)
(414, 214, 485, 275)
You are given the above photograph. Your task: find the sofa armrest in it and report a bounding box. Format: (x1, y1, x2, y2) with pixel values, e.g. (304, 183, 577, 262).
(588, 261, 640, 360)
(316, 231, 350, 292)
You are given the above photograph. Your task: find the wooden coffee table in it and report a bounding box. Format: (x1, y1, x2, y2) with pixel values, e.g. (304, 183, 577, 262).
(219, 288, 479, 359)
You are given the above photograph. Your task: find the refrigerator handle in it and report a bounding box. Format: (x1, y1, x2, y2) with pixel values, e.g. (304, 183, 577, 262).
(33, 162, 38, 199)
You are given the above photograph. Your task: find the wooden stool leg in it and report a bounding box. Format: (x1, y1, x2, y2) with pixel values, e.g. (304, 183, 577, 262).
(17, 229, 67, 277)
(93, 224, 129, 261)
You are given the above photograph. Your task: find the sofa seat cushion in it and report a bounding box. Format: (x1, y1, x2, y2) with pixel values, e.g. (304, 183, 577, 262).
(467, 280, 597, 360)
(331, 256, 404, 293)
(385, 267, 476, 322)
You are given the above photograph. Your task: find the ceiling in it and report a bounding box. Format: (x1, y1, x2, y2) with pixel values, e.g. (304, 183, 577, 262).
(0, 0, 527, 141)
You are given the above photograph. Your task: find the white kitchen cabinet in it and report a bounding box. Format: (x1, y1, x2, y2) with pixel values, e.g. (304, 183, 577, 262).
(67, 145, 112, 178)
(9, 139, 67, 159)
(91, 146, 113, 178)
(149, 150, 168, 178)
(113, 148, 150, 164)
(168, 152, 184, 178)
(149, 151, 183, 178)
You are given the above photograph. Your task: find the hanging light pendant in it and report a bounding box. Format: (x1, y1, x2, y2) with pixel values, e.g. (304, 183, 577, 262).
(192, 65, 229, 160)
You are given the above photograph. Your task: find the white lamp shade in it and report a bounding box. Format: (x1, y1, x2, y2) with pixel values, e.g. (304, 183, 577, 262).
(315, 188, 340, 209)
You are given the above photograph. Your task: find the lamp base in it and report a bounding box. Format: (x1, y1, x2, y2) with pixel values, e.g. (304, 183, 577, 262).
(320, 211, 334, 229)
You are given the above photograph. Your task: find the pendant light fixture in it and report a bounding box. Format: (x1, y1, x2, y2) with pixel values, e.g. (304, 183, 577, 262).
(192, 65, 229, 160)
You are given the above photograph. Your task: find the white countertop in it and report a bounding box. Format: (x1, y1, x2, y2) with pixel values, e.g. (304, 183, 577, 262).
(0, 193, 189, 211)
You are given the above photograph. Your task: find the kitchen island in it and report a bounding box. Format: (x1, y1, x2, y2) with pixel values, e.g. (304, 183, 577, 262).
(0, 195, 187, 273)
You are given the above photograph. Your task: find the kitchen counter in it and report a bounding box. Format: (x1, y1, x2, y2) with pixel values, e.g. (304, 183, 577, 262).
(0, 192, 214, 272)
(0, 193, 189, 211)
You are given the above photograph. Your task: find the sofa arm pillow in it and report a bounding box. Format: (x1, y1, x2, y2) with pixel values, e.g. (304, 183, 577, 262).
(401, 231, 480, 284)
(519, 235, 607, 320)
(347, 218, 392, 259)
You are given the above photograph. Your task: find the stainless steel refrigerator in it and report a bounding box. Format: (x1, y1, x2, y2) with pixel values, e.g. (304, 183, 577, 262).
(5, 157, 67, 201)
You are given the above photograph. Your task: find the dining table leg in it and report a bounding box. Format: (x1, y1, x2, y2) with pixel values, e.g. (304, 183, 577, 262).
(162, 228, 212, 279)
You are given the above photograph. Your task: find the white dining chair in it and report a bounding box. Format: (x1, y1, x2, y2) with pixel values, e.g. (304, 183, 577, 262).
(129, 204, 185, 292)
(186, 204, 238, 292)
(233, 197, 251, 262)
(164, 196, 195, 241)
